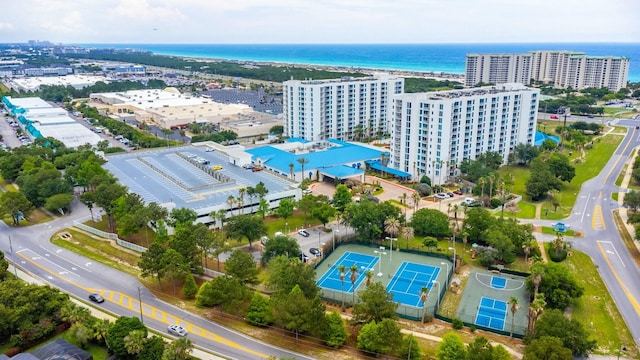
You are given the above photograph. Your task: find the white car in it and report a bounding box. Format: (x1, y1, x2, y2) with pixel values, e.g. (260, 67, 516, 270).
(302, 189, 312, 194)
(434, 193, 448, 200)
(168, 324, 187, 336)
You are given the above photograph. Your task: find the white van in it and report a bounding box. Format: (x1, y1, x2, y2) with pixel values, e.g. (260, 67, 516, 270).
(464, 197, 475, 205)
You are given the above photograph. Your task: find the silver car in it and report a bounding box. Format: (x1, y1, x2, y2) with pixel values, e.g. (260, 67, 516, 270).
(168, 324, 187, 336)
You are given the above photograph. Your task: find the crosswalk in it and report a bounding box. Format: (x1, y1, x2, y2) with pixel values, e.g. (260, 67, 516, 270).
(592, 205, 606, 230)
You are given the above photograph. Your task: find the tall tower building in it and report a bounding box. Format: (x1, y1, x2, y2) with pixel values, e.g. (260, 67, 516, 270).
(390, 83, 539, 184)
(283, 75, 404, 141)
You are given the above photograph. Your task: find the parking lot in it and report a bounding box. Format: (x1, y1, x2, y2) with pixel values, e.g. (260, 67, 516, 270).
(203, 88, 283, 115)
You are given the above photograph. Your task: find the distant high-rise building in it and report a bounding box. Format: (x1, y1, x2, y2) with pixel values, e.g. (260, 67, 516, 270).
(466, 51, 629, 92)
(390, 83, 539, 184)
(283, 75, 404, 141)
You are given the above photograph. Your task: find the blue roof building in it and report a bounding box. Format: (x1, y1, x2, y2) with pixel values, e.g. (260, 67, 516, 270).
(246, 139, 388, 183)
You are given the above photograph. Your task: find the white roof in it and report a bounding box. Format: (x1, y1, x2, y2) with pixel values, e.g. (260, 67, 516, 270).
(23, 108, 68, 118)
(11, 75, 109, 91)
(35, 123, 102, 148)
(30, 115, 76, 126)
(9, 97, 51, 109)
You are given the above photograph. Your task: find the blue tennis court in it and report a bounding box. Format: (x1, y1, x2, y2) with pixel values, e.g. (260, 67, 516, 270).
(386, 262, 441, 307)
(491, 276, 507, 289)
(317, 252, 379, 293)
(475, 297, 507, 330)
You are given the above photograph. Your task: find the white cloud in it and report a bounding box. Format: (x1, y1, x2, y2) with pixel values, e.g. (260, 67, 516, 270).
(0, 0, 638, 43)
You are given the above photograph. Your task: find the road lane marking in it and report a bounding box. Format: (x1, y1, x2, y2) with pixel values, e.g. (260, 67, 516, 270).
(592, 205, 606, 230)
(581, 193, 591, 223)
(39, 245, 92, 273)
(17, 253, 271, 359)
(603, 127, 636, 184)
(598, 241, 626, 267)
(597, 242, 640, 315)
(21, 249, 81, 278)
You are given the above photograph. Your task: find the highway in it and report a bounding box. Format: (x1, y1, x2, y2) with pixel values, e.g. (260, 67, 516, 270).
(0, 200, 312, 360)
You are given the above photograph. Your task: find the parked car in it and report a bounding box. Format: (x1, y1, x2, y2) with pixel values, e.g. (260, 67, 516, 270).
(298, 229, 310, 237)
(446, 192, 455, 197)
(453, 189, 463, 195)
(309, 248, 322, 257)
(252, 166, 263, 172)
(88, 294, 104, 303)
(212, 165, 223, 171)
(299, 252, 310, 262)
(434, 193, 448, 200)
(302, 188, 312, 194)
(550, 115, 559, 119)
(168, 324, 187, 337)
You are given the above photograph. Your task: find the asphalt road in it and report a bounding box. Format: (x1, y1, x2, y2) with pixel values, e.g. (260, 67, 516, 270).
(551, 121, 640, 346)
(0, 199, 312, 360)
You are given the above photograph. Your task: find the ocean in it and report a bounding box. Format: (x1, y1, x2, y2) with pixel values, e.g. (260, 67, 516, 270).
(75, 43, 640, 82)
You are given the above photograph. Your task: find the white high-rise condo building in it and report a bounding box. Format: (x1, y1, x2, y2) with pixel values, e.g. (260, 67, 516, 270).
(466, 51, 629, 92)
(283, 75, 404, 141)
(390, 83, 539, 185)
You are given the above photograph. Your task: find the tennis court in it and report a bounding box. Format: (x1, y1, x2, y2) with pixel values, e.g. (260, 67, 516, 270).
(317, 251, 379, 293)
(475, 297, 508, 331)
(386, 261, 441, 307)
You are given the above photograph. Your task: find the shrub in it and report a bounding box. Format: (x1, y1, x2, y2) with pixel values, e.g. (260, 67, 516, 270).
(490, 198, 502, 208)
(414, 183, 432, 196)
(452, 318, 464, 330)
(547, 243, 568, 262)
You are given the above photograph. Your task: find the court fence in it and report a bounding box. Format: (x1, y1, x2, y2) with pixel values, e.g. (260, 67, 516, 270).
(435, 313, 526, 339)
(487, 265, 530, 278)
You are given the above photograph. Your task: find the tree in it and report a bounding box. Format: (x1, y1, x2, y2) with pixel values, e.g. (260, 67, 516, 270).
(270, 125, 284, 136)
(338, 264, 346, 309)
(528, 294, 546, 333)
(312, 202, 336, 228)
(462, 208, 495, 244)
(344, 199, 401, 242)
(623, 189, 640, 211)
(415, 183, 432, 196)
(547, 153, 575, 182)
(411, 208, 451, 237)
(0, 251, 8, 281)
(162, 337, 193, 360)
(90, 182, 127, 230)
(508, 297, 519, 337)
(274, 197, 295, 221)
(195, 276, 251, 313)
(525, 263, 583, 310)
(139, 336, 166, 360)
(512, 143, 540, 165)
(357, 319, 403, 355)
(401, 226, 415, 249)
(91, 319, 111, 346)
(106, 316, 147, 359)
(261, 234, 301, 265)
(225, 214, 267, 249)
(0, 191, 34, 226)
(297, 157, 310, 180)
(182, 273, 198, 299)
(349, 264, 359, 304)
(526, 158, 562, 200)
(526, 309, 596, 357)
(323, 311, 348, 348)
(168, 223, 202, 270)
(465, 336, 508, 360)
(168, 208, 197, 228)
(273, 285, 323, 342)
(224, 250, 259, 284)
(400, 334, 423, 360)
(124, 329, 147, 355)
(332, 184, 352, 212)
(139, 241, 167, 289)
(423, 236, 438, 252)
(351, 282, 398, 324)
(44, 193, 74, 213)
(437, 332, 467, 360)
(161, 249, 189, 296)
(266, 256, 320, 299)
(245, 292, 274, 327)
(384, 216, 400, 238)
(523, 336, 573, 360)
(420, 286, 429, 323)
(68, 322, 93, 349)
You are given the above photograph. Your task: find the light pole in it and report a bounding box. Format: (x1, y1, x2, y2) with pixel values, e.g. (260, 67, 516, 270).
(374, 248, 386, 277)
(448, 246, 456, 272)
(137, 287, 144, 324)
(318, 231, 321, 248)
(385, 237, 397, 261)
(432, 280, 441, 312)
(441, 261, 450, 285)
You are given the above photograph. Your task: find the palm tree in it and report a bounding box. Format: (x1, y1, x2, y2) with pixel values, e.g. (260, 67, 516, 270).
(419, 286, 429, 323)
(488, 173, 496, 200)
(297, 157, 310, 181)
(238, 187, 246, 214)
(522, 239, 535, 264)
(226, 195, 236, 216)
(384, 216, 400, 239)
(402, 226, 414, 249)
(338, 264, 346, 309)
(552, 232, 567, 255)
(364, 270, 374, 286)
(91, 319, 111, 345)
(288, 163, 295, 180)
(163, 337, 193, 360)
(350, 264, 359, 305)
(508, 297, 519, 337)
(124, 329, 147, 355)
(531, 265, 544, 299)
(527, 294, 546, 333)
(412, 192, 421, 212)
(479, 177, 486, 202)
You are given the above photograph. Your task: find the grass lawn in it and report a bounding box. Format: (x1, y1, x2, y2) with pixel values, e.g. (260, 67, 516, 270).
(612, 193, 619, 201)
(264, 211, 322, 236)
(51, 229, 141, 276)
(502, 201, 536, 219)
(539, 227, 575, 237)
(615, 164, 627, 186)
(563, 251, 639, 358)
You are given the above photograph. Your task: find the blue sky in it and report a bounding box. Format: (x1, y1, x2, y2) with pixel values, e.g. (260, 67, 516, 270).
(1, 0, 639, 44)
